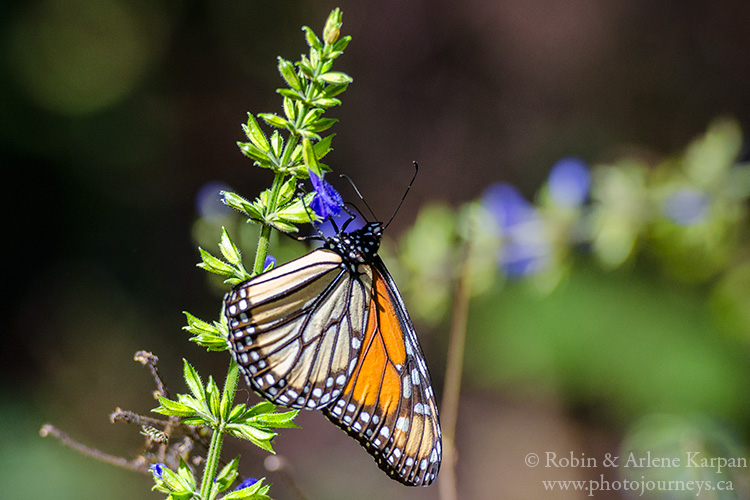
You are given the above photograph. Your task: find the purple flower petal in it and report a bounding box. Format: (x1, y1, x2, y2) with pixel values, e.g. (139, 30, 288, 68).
(310, 171, 343, 219)
(548, 157, 590, 207)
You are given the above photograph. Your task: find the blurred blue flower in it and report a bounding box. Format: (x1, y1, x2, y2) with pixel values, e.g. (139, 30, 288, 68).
(482, 183, 550, 278)
(663, 188, 709, 225)
(310, 171, 343, 219)
(482, 183, 537, 231)
(196, 181, 233, 219)
(150, 462, 165, 480)
(233, 477, 258, 491)
(547, 157, 590, 207)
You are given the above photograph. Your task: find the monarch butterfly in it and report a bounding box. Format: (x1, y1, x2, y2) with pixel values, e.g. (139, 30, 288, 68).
(223, 175, 441, 487)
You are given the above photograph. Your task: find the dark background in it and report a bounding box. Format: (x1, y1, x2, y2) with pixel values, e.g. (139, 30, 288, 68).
(3, 1, 750, 498)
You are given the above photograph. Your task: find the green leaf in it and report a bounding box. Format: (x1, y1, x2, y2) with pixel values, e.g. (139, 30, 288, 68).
(242, 113, 271, 152)
(152, 395, 197, 418)
(189, 332, 229, 352)
(306, 118, 338, 133)
(323, 7, 343, 45)
(219, 228, 243, 266)
(302, 138, 322, 177)
(226, 423, 277, 453)
(221, 478, 271, 500)
(282, 96, 296, 122)
(207, 376, 221, 418)
(277, 177, 297, 206)
(214, 457, 240, 493)
(229, 403, 247, 421)
(297, 56, 314, 79)
(331, 35, 351, 54)
(197, 248, 235, 277)
(155, 462, 196, 497)
(183, 311, 216, 336)
(237, 141, 272, 165)
(221, 191, 263, 221)
(322, 82, 348, 98)
(242, 401, 277, 418)
(319, 59, 333, 75)
(309, 47, 321, 70)
(318, 71, 353, 85)
(268, 219, 299, 233)
(275, 197, 317, 225)
(269, 130, 283, 159)
(183, 359, 206, 401)
(300, 107, 324, 125)
(277, 57, 303, 91)
(177, 458, 197, 490)
(251, 409, 301, 429)
(312, 134, 334, 160)
(302, 26, 323, 50)
(183, 312, 229, 351)
(258, 113, 288, 129)
(310, 97, 341, 108)
(276, 88, 303, 102)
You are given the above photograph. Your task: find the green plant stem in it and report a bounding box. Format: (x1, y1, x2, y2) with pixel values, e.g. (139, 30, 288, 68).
(200, 422, 224, 500)
(253, 225, 273, 276)
(199, 360, 240, 500)
(252, 171, 288, 275)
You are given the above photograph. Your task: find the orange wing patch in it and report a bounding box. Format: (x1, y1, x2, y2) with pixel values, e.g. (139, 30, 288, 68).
(323, 267, 440, 486)
(343, 273, 406, 409)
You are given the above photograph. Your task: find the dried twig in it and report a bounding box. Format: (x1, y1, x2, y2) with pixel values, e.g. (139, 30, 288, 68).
(438, 235, 474, 500)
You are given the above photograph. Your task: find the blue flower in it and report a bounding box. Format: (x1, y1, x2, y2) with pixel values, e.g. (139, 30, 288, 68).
(547, 157, 590, 207)
(663, 188, 709, 225)
(150, 462, 165, 480)
(233, 477, 258, 491)
(482, 183, 550, 278)
(310, 171, 343, 219)
(264, 254, 276, 271)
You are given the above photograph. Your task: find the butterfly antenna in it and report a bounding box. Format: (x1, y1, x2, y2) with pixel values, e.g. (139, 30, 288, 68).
(383, 161, 418, 229)
(340, 173, 378, 221)
(344, 201, 368, 220)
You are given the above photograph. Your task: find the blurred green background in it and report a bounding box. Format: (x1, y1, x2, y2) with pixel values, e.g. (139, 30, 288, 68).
(3, 1, 750, 499)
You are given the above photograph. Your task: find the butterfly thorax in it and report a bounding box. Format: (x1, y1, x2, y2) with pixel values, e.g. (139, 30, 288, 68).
(324, 221, 383, 272)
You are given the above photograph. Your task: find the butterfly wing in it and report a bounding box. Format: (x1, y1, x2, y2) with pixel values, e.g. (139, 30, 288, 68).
(322, 257, 442, 486)
(225, 249, 372, 409)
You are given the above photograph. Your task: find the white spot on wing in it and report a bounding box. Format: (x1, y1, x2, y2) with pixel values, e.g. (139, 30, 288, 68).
(395, 416, 409, 432)
(402, 374, 412, 399)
